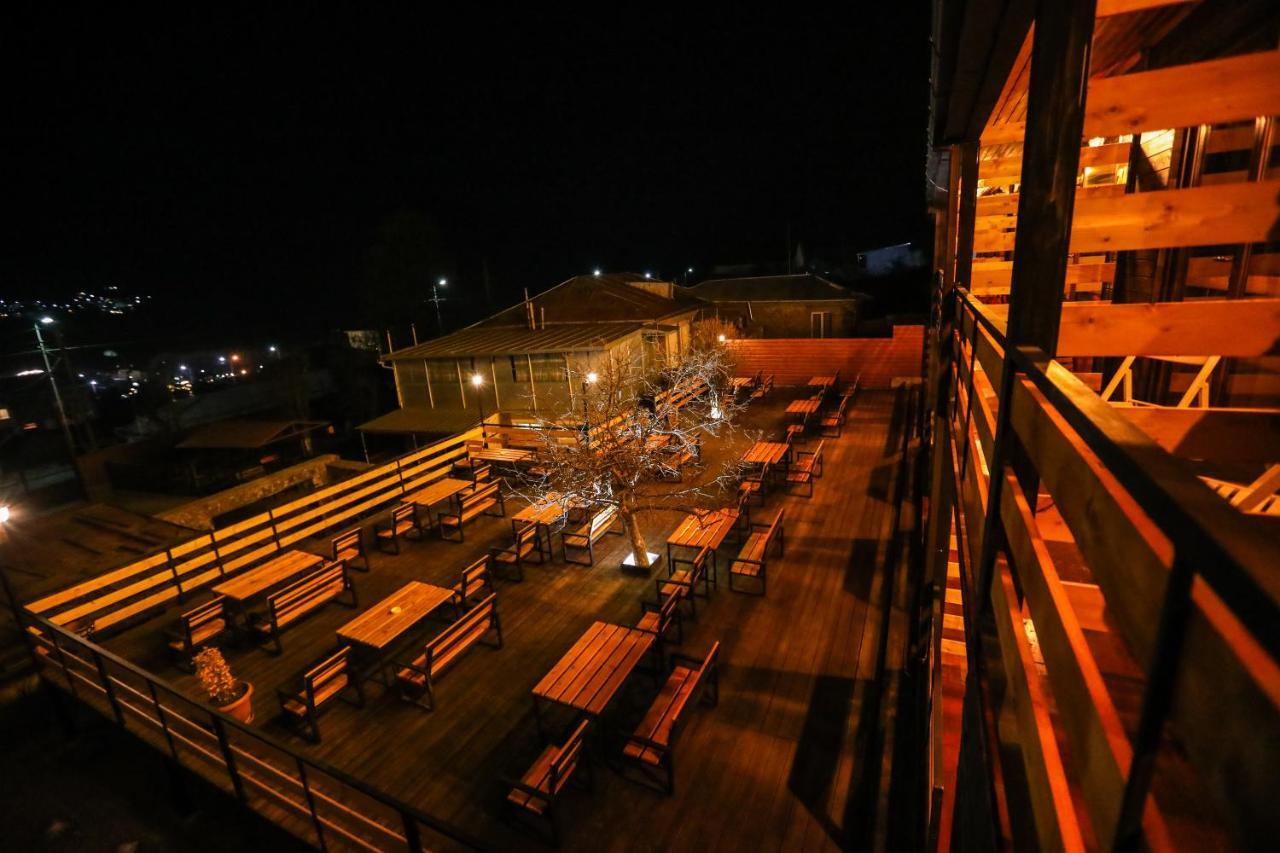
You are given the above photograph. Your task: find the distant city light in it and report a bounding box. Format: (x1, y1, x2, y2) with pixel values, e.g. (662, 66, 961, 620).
(438, 278, 448, 287)
(593, 269, 601, 277)
(268, 345, 277, 353)
(230, 353, 240, 362)
(218, 356, 227, 364)
(240, 369, 248, 376)
(39, 316, 54, 325)
(178, 364, 188, 371)
(643, 272, 652, 279)
(687, 267, 694, 273)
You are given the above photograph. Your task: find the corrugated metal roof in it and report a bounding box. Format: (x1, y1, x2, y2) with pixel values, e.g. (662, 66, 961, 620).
(357, 407, 481, 435)
(386, 273, 706, 362)
(387, 322, 645, 360)
(685, 273, 862, 302)
(177, 419, 328, 449)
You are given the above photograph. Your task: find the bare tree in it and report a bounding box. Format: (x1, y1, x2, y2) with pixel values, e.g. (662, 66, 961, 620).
(514, 319, 745, 570)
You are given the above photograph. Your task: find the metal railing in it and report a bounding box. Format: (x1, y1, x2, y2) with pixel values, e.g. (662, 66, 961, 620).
(20, 610, 487, 852)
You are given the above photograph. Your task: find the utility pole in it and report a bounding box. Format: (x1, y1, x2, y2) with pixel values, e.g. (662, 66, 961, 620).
(34, 318, 87, 500)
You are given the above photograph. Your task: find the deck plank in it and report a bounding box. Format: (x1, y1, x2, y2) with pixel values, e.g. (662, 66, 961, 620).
(100, 390, 905, 851)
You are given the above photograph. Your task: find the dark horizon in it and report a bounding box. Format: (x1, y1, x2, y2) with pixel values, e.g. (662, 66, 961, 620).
(8, 11, 932, 340)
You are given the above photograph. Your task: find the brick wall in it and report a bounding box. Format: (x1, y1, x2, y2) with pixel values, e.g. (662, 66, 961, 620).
(726, 325, 924, 388)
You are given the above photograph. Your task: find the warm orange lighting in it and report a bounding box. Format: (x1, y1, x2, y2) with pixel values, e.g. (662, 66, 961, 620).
(585, 371, 599, 384)
(471, 373, 484, 387)
(0, 506, 10, 524)
(717, 334, 726, 342)
(231, 354, 241, 362)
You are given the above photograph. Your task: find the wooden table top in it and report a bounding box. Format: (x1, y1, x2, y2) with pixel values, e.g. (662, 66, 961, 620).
(213, 550, 324, 602)
(786, 398, 821, 416)
(513, 493, 569, 526)
(667, 508, 738, 551)
(742, 441, 790, 466)
(730, 376, 754, 390)
(404, 477, 473, 508)
(808, 375, 835, 387)
(336, 581, 455, 650)
(532, 621, 654, 715)
(472, 447, 536, 463)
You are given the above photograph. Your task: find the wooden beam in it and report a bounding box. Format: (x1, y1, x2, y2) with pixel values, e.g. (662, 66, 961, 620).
(955, 141, 980, 289)
(971, 262, 1114, 292)
(973, 179, 1280, 253)
(979, 141, 1129, 183)
(1095, 0, 1192, 14)
(984, 298, 1280, 357)
(1119, 408, 1280, 466)
(975, 183, 1125, 217)
(982, 51, 1280, 145)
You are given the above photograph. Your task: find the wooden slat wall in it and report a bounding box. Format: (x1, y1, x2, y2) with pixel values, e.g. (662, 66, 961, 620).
(25, 427, 484, 630)
(725, 327, 924, 389)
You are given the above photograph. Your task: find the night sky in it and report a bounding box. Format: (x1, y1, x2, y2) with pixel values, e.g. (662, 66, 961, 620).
(8, 10, 932, 343)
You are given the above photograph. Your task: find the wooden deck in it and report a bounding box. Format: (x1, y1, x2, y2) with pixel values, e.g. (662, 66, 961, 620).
(101, 390, 910, 851)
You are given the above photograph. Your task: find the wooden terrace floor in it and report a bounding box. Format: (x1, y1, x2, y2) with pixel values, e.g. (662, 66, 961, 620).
(103, 389, 911, 851)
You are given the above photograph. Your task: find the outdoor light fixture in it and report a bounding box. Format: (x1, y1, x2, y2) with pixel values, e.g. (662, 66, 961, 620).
(471, 373, 484, 387)
(585, 371, 599, 384)
(593, 269, 601, 277)
(218, 356, 227, 363)
(438, 278, 448, 287)
(268, 345, 277, 353)
(39, 316, 54, 325)
(718, 334, 727, 343)
(643, 272, 652, 279)
(0, 506, 10, 523)
(178, 364, 187, 371)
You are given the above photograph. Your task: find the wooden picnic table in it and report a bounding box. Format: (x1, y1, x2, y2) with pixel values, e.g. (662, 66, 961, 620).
(786, 398, 821, 417)
(532, 621, 654, 727)
(213, 549, 324, 603)
(666, 507, 739, 567)
(513, 492, 572, 554)
(741, 440, 791, 467)
(337, 581, 455, 652)
(808, 375, 836, 389)
(730, 376, 755, 392)
(404, 477, 473, 510)
(471, 447, 537, 465)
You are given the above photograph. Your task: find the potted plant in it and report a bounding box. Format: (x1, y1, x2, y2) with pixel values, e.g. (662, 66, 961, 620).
(193, 647, 254, 723)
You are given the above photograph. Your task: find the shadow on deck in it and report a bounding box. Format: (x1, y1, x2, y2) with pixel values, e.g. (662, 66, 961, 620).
(98, 390, 909, 852)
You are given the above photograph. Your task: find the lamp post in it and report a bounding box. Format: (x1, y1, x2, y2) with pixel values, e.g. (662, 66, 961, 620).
(430, 278, 447, 332)
(582, 371, 598, 445)
(470, 372, 486, 430)
(34, 317, 85, 499)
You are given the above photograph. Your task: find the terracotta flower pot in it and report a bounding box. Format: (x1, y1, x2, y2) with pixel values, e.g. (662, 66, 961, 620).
(219, 681, 255, 723)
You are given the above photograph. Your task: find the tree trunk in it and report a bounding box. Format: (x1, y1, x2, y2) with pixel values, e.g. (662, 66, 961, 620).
(619, 504, 651, 569)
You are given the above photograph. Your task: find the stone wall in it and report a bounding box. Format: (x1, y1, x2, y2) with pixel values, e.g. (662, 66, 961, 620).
(155, 453, 345, 530)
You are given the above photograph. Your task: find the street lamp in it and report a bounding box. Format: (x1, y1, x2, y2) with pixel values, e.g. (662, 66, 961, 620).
(470, 372, 485, 428)
(33, 317, 86, 500)
(430, 278, 448, 332)
(581, 371, 599, 444)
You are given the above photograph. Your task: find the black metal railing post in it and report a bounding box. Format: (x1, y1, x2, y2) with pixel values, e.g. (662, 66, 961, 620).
(212, 714, 247, 804)
(296, 758, 328, 852)
(48, 629, 79, 699)
(92, 649, 127, 728)
(402, 811, 425, 853)
(148, 680, 180, 763)
(1112, 554, 1196, 851)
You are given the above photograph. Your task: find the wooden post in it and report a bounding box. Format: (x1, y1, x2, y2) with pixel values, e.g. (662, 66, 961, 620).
(943, 145, 964, 291)
(954, 140, 979, 290)
(977, 0, 1096, 602)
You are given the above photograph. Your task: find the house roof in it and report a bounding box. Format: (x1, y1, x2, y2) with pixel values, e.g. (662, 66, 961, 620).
(357, 406, 482, 436)
(685, 273, 861, 302)
(386, 273, 705, 361)
(177, 419, 328, 450)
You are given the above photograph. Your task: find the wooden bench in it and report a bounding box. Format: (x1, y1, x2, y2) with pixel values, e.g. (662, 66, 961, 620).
(394, 593, 503, 710)
(452, 440, 486, 471)
(453, 555, 494, 610)
(656, 546, 712, 619)
(749, 373, 774, 400)
(636, 591, 683, 667)
(504, 717, 592, 846)
(276, 646, 364, 743)
(331, 528, 368, 571)
(620, 642, 720, 794)
(249, 560, 357, 653)
(820, 395, 851, 437)
(375, 504, 423, 554)
(729, 509, 784, 595)
(489, 522, 541, 581)
(786, 439, 825, 497)
(739, 461, 770, 505)
(561, 505, 621, 566)
(164, 595, 230, 669)
(438, 480, 505, 542)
